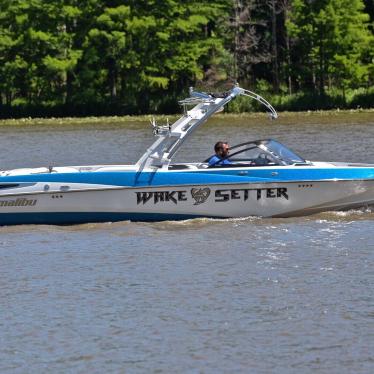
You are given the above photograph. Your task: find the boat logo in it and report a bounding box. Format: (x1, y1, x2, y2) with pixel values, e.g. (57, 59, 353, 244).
(190, 188, 210, 205)
(0, 198, 37, 207)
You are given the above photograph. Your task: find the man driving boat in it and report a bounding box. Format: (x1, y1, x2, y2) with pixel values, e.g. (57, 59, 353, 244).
(208, 141, 232, 167)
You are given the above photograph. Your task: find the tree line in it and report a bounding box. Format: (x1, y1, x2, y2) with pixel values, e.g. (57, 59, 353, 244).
(0, 0, 373, 117)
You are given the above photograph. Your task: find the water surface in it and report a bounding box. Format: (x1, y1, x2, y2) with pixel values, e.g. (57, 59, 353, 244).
(0, 114, 373, 373)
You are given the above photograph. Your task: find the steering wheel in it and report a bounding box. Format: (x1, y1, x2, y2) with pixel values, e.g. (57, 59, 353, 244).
(255, 153, 271, 165)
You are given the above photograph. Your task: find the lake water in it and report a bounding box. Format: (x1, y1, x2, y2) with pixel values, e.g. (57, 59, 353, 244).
(0, 114, 373, 373)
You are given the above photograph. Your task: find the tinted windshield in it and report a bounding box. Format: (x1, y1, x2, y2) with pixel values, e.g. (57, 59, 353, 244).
(263, 140, 305, 164)
(205, 140, 306, 167)
(229, 145, 280, 165)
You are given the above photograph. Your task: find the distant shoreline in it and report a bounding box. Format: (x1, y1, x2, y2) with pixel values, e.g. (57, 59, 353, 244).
(0, 109, 373, 127)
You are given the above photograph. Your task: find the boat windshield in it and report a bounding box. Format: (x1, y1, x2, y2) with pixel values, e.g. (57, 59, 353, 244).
(262, 140, 306, 165)
(206, 139, 306, 167)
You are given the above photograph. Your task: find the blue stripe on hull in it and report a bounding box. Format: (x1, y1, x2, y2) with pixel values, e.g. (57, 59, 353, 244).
(0, 168, 373, 187)
(0, 212, 208, 226)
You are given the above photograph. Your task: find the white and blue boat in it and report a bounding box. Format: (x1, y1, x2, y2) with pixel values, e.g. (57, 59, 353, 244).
(0, 85, 373, 225)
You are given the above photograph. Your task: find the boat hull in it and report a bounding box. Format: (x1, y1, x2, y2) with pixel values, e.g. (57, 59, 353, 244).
(0, 179, 373, 225)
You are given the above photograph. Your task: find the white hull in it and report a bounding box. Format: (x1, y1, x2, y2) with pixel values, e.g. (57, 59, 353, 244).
(0, 179, 373, 222)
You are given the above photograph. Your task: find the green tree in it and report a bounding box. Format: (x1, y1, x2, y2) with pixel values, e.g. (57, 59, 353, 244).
(78, 0, 229, 111)
(0, 0, 83, 106)
(287, 0, 374, 97)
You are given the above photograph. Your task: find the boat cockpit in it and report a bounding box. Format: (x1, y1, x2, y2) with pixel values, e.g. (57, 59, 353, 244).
(205, 139, 308, 168)
(167, 140, 310, 170)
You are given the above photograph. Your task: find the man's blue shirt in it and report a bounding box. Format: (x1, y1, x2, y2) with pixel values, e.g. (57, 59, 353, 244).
(208, 155, 232, 167)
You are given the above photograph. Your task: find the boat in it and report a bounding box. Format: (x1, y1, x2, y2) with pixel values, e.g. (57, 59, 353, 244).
(0, 85, 373, 225)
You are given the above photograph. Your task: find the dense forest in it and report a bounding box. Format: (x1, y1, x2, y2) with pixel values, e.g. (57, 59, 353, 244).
(0, 0, 373, 117)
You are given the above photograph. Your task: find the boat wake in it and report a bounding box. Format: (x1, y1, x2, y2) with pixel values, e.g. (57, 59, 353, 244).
(1, 207, 372, 233)
(149, 206, 374, 229)
(317, 206, 374, 221)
